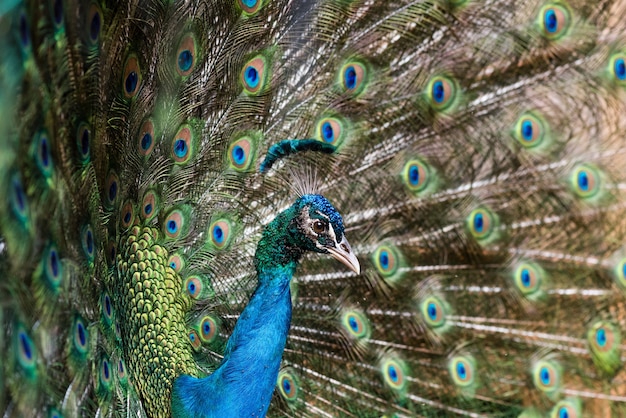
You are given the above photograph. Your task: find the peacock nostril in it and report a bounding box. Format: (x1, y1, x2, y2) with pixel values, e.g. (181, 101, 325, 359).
(341, 243, 348, 252)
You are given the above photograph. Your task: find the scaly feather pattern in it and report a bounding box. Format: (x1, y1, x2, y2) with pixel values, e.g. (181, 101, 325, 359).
(1, 0, 626, 417)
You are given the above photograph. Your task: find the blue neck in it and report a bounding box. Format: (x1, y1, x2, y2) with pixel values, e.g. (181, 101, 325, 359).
(172, 213, 300, 417)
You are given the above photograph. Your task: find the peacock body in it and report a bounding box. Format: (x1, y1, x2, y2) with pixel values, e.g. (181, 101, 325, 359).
(1, 0, 626, 417)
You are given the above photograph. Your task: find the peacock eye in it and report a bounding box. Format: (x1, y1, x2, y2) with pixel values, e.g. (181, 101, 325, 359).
(313, 220, 326, 234)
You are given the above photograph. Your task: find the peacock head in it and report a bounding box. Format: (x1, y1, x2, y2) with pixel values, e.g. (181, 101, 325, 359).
(287, 194, 360, 274)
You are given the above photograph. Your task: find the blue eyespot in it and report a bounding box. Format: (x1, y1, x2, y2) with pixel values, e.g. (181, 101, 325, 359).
(52, 0, 64, 26)
(19, 13, 30, 48)
(174, 139, 188, 158)
(20, 332, 32, 360)
(10, 173, 27, 221)
(90, 10, 101, 43)
(426, 75, 458, 111)
(473, 213, 484, 232)
(344, 66, 357, 90)
(164, 210, 186, 239)
(82, 225, 95, 260)
(176, 35, 197, 76)
(232, 145, 245, 165)
(421, 296, 447, 328)
(77, 123, 91, 162)
(228, 136, 257, 170)
(240, 56, 267, 94)
(212, 225, 224, 244)
(209, 220, 232, 249)
(125, 71, 138, 94)
(178, 50, 193, 72)
(427, 302, 437, 320)
(379, 250, 389, 270)
(539, 4, 570, 40)
(277, 370, 299, 401)
(245, 67, 259, 88)
(456, 361, 467, 379)
(123, 55, 141, 98)
(596, 328, 607, 347)
(171, 126, 194, 163)
(432, 80, 445, 103)
(349, 316, 358, 332)
(544, 9, 557, 33)
(540, 366, 551, 385)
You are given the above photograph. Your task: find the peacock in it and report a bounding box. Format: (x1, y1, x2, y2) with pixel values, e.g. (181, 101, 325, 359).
(1, 0, 626, 416)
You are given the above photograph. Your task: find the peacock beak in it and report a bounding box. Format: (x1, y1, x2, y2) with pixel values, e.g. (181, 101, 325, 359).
(326, 236, 360, 275)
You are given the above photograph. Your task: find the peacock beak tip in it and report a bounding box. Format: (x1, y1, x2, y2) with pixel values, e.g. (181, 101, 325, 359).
(326, 236, 360, 275)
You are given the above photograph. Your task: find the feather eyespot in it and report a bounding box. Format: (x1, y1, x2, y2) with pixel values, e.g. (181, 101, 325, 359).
(176, 35, 197, 76)
(43, 244, 63, 291)
(402, 158, 436, 195)
(101, 293, 114, 325)
(19, 12, 30, 49)
(587, 321, 621, 375)
(10, 173, 28, 222)
(277, 370, 299, 401)
(188, 330, 201, 350)
(315, 115, 349, 147)
(138, 119, 155, 156)
(240, 55, 268, 95)
(117, 358, 128, 386)
(198, 316, 218, 343)
(449, 355, 475, 387)
(51, 0, 64, 27)
(99, 356, 112, 391)
(380, 357, 408, 392)
(123, 55, 141, 98)
(81, 225, 95, 262)
(238, 0, 263, 15)
(168, 254, 185, 272)
(105, 171, 120, 208)
(341, 309, 371, 340)
(315, 115, 349, 148)
(34, 130, 53, 177)
(514, 112, 546, 148)
(426, 75, 458, 112)
(339, 60, 368, 95)
(467, 207, 498, 243)
(513, 262, 544, 297)
(120, 201, 135, 229)
(140, 190, 159, 221)
(532, 359, 561, 395)
(570, 164, 602, 199)
(372, 244, 399, 278)
(184, 276, 203, 299)
(228, 135, 257, 170)
(163, 210, 186, 239)
(209, 219, 233, 249)
(609, 53, 626, 84)
(540, 3, 570, 40)
(550, 399, 581, 418)
(15, 325, 36, 373)
(72, 316, 89, 354)
(421, 296, 447, 328)
(87, 3, 102, 45)
(171, 125, 194, 164)
(76, 123, 91, 163)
